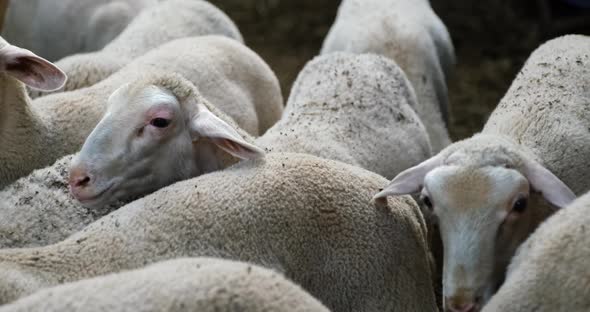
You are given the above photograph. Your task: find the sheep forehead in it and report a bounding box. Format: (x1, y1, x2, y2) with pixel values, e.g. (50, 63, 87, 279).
(425, 166, 528, 213)
(445, 140, 522, 168)
(108, 84, 178, 116)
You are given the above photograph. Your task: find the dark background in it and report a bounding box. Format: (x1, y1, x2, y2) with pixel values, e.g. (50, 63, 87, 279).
(211, 0, 590, 140)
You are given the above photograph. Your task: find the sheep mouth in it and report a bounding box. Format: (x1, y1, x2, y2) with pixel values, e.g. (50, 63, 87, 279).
(72, 183, 114, 205)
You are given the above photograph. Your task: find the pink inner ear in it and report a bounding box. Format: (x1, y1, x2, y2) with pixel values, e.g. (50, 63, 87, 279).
(374, 154, 443, 199)
(210, 138, 263, 160)
(0, 46, 67, 91)
(524, 160, 576, 208)
(189, 108, 265, 160)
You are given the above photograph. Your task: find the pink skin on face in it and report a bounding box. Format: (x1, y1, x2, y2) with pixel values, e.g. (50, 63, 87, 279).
(140, 105, 175, 137)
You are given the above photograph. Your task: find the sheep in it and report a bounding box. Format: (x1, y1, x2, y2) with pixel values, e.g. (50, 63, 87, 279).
(0, 60, 273, 249)
(320, 0, 455, 152)
(0, 35, 283, 189)
(481, 191, 590, 312)
(256, 52, 432, 179)
(68, 52, 431, 210)
(0, 257, 330, 312)
(2, 0, 158, 62)
(68, 74, 263, 209)
(374, 35, 590, 312)
(0, 152, 437, 312)
(30, 0, 243, 98)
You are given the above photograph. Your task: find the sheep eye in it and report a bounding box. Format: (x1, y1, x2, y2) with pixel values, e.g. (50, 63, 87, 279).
(421, 195, 433, 210)
(150, 118, 171, 128)
(512, 198, 528, 213)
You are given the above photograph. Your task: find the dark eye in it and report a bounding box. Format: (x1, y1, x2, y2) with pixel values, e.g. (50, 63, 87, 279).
(512, 198, 528, 213)
(421, 195, 433, 210)
(150, 118, 171, 128)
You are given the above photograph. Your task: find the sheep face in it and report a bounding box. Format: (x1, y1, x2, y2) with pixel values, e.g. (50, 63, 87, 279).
(69, 79, 263, 209)
(69, 84, 192, 209)
(422, 165, 530, 312)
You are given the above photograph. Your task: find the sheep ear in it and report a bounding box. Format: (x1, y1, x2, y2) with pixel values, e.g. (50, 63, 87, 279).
(523, 159, 576, 208)
(190, 107, 264, 160)
(0, 44, 67, 91)
(374, 154, 443, 199)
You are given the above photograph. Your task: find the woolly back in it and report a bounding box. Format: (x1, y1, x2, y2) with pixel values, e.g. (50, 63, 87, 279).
(258, 53, 431, 178)
(0, 257, 329, 312)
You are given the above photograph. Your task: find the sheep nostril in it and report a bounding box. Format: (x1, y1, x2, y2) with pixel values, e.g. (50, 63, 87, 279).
(71, 175, 91, 188)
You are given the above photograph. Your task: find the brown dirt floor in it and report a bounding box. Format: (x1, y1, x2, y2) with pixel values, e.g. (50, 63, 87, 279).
(212, 0, 590, 141)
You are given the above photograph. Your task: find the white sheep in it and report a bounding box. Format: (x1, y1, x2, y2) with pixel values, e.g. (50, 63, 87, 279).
(0, 64, 273, 249)
(0, 35, 282, 188)
(69, 74, 263, 209)
(0, 152, 437, 312)
(257, 52, 432, 179)
(0, 257, 330, 312)
(30, 0, 243, 98)
(481, 191, 590, 312)
(2, 0, 158, 61)
(374, 35, 590, 312)
(321, 0, 455, 152)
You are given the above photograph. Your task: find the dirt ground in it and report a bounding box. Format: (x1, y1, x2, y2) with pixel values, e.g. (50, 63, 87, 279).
(212, 0, 590, 140)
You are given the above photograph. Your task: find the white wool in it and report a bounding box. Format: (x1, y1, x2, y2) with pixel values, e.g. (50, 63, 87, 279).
(257, 52, 431, 179)
(321, 0, 455, 152)
(0, 258, 329, 312)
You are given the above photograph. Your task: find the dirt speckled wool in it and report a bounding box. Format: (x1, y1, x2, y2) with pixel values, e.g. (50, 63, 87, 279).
(256, 53, 432, 179)
(483, 191, 590, 312)
(0, 155, 115, 249)
(30, 0, 243, 98)
(0, 258, 330, 312)
(0, 36, 283, 188)
(321, 0, 454, 152)
(0, 153, 436, 312)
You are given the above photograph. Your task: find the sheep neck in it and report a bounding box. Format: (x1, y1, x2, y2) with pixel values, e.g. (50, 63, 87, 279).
(0, 73, 51, 187)
(0, 74, 37, 134)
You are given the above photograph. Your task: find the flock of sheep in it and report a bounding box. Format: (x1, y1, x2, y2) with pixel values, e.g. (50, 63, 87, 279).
(0, 0, 588, 311)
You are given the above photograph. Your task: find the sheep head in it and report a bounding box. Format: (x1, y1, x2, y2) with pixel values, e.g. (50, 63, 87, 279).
(374, 134, 575, 312)
(68, 74, 263, 209)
